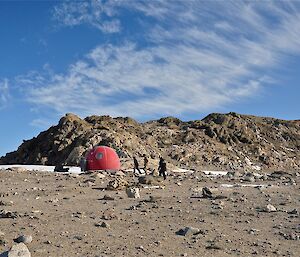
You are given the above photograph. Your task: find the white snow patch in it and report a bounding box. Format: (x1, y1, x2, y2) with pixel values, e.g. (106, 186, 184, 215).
(203, 170, 228, 176)
(0, 164, 82, 174)
(220, 183, 269, 188)
(172, 168, 194, 173)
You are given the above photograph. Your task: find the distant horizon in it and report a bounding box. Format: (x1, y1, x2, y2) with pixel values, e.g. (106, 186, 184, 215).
(1, 1, 300, 157)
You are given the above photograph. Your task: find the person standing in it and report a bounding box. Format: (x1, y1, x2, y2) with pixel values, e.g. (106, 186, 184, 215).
(143, 155, 148, 173)
(158, 157, 167, 180)
(133, 157, 141, 175)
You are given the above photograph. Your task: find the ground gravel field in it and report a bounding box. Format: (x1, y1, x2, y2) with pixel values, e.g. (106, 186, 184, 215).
(0, 168, 299, 257)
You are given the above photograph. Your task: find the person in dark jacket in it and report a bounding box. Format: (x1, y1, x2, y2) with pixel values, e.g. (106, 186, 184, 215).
(158, 157, 167, 180)
(143, 155, 148, 173)
(133, 157, 142, 175)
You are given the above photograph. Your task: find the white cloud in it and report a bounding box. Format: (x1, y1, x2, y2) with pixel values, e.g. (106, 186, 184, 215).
(0, 79, 10, 109)
(52, 0, 121, 33)
(22, 41, 262, 119)
(18, 0, 300, 121)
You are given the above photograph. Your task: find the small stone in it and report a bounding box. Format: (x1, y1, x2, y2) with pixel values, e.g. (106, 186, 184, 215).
(0, 210, 18, 219)
(248, 228, 260, 235)
(263, 204, 277, 212)
(95, 221, 110, 228)
(287, 209, 298, 215)
(14, 235, 33, 244)
(202, 187, 213, 198)
(126, 187, 140, 198)
(102, 195, 115, 201)
(176, 227, 200, 236)
(73, 235, 83, 240)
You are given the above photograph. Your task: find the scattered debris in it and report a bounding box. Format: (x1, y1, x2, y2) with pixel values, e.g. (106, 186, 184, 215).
(106, 178, 128, 190)
(279, 232, 300, 240)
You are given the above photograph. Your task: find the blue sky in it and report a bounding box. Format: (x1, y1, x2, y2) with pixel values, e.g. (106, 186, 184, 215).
(1, 0, 300, 157)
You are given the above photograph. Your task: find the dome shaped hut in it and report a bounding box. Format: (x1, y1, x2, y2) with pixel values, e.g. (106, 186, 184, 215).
(85, 146, 121, 171)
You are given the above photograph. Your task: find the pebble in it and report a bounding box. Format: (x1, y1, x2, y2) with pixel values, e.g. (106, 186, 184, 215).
(126, 187, 140, 198)
(102, 195, 115, 201)
(263, 204, 277, 212)
(14, 235, 33, 244)
(176, 227, 200, 236)
(95, 221, 110, 228)
(287, 209, 298, 215)
(0, 210, 18, 219)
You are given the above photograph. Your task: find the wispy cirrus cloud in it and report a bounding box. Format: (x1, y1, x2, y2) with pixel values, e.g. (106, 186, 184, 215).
(18, 0, 300, 121)
(52, 0, 121, 33)
(0, 79, 10, 109)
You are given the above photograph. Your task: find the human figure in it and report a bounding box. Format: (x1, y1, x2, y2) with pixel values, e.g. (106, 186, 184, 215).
(158, 157, 167, 180)
(143, 155, 148, 173)
(133, 157, 142, 175)
(80, 157, 87, 172)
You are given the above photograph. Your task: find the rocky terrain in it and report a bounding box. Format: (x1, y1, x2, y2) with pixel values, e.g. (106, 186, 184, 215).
(1, 112, 300, 171)
(0, 168, 299, 256)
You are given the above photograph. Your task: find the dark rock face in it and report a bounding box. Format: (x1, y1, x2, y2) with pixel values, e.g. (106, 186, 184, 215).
(1, 112, 300, 171)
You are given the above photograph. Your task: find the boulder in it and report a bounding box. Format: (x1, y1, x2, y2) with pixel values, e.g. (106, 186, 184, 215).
(0, 243, 31, 257)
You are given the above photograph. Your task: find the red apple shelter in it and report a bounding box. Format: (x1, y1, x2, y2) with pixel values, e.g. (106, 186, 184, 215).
(86, 146, 120, 171)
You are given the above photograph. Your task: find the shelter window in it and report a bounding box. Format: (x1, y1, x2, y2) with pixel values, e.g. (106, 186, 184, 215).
(95, 152, 103, 160)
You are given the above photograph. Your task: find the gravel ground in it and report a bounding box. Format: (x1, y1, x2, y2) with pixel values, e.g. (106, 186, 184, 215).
(0, 168, 299, 257)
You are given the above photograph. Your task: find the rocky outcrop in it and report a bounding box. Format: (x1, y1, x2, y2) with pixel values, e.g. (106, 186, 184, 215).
(1, 112, 299, 171)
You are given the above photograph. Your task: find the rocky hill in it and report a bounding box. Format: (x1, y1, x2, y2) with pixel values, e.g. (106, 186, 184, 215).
(1, 112, 300, 171)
